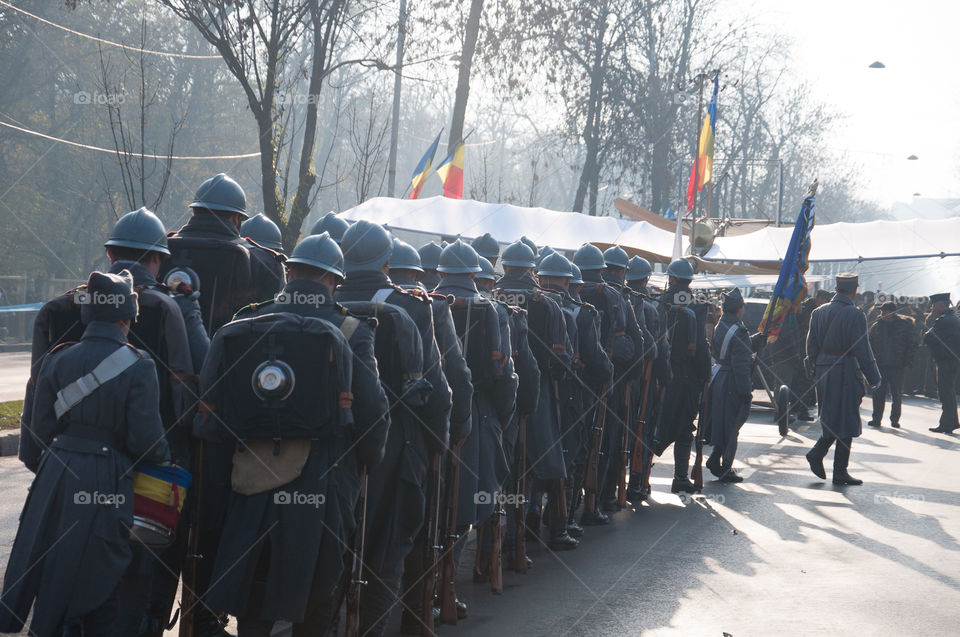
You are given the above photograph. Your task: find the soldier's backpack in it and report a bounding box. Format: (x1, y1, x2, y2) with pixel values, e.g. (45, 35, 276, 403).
(216, 312, 353, 440)
(161, 235, 256, 335)
(338, 300, 429, 406)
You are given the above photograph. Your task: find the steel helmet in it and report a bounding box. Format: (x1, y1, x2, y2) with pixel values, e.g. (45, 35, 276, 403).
(310, 211, 349, 242)
(240, 213, 283, 251)
(626, 256, 653, 281)
(603, 245, 629, 269)
(438, 239, 482, 274)
(519, 235, 538, 256)
(536, 252, 572, 278)
(501, 241, 536, 268)
(536, 245, 556, 266)
(418, 242, 443, 270)
(340, 219, 393, 274)
(570, 264, 584, 285)
(666, 258, 695, 281)
(104, 207, 170, 255)
(477, 256, 497, 281)
(471, 232, 500, 259)
(286, 231, 344, 278)
(389, 239, 423, 273)
(190, 173, 247, 217)
(573, 243, 605, 271)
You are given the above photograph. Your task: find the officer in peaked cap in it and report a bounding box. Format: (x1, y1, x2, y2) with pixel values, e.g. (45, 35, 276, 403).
(241, 212, 285, 253)
(309, 211, 350, 243)
(1, 270, 170, 637)
(805, 273, 881, 484)
(335, 219, 452, 636)
(924, 292, 960, 433)
(706, 288, 754, 483)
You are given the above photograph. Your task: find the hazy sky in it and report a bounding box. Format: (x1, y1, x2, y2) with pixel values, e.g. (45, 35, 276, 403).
(734, 0, 960, 207)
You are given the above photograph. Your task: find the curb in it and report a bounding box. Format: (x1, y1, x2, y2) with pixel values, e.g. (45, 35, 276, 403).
(0, 343, 30, 353)
(0, 432, 18, 457)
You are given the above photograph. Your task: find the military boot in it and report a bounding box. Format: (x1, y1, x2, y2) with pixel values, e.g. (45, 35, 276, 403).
(705, 450, 723, 478)
(832, 438, 862, 485)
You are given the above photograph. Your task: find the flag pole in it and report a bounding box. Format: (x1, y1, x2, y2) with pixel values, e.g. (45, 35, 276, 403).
(689, 73, 707, 254)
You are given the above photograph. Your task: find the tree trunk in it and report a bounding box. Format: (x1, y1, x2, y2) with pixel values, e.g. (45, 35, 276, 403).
(573, 11, 607, 215)
(448, 0, 484, 153)
(386, 0, 407, 197)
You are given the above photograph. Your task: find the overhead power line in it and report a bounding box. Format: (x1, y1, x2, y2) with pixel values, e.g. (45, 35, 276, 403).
(0, 119, 260, 160)
(0, 0, 221, 59)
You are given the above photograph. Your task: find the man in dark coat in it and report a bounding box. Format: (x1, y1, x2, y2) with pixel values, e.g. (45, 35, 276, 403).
(923, 292, 960, 433)
(868, 302, 915, 428)
(0, 271, 171, 637)
(435, 241, 516, 585)
(805, 274, 881, 485)
(653, 259, 710, 494)
(794, 290, 832, 417)
(335, 221, 452, 636)
(537, 253, 612, 537)
(706, 288, 754, 482)
(496, 241, 577, 549)
(196, 233, 390, 635)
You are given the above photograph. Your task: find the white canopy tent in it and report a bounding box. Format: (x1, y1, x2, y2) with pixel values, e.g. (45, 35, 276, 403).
(337, 197, 960, 265)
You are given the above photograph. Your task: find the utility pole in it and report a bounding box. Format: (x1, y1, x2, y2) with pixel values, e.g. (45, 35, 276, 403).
(776, 158, 784, 227)
(386, 0, 408, 197)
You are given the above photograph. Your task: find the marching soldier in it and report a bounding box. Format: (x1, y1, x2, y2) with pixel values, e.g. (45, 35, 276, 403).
(804, 274, 881, 485)
(240, 212, 285, 252)
(471, 232, 501, 267)
(653, 259, 710, 494)
(794, 289, 832, 419)
(0, 271, 171, 637)
(160, 173, 285, 334)
(418, 241, 444, 291)
(923, 292, 960, 433)
(335, 220, 453, 636)
(867, 301, 915, 428)
(198, 232, 390, 635)
(309, 211, 350, 243)
(625, 256, 670, 500)
(536, 253, 612, 539)
(477, 256, 541, 570)
(572, 244, 635, 515)
(435, 241, 517, 588)
(706, 288, 754, 483)
(496, 241, 577, 550)
(391, 238, 473, 631)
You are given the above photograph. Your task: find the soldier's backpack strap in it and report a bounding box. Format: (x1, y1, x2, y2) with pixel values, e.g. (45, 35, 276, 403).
(54, 345, 142, 419)
(372, 288, 394, 303)
(339, 315, 361, 342)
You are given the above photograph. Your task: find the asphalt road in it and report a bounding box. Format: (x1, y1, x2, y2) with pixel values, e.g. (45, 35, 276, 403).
(0, 397, 958, 636)
(0, 352, 29, 402)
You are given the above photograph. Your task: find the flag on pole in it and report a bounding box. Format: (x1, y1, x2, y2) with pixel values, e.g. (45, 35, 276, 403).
(757, 183, 818, 342)
(685, 73, 720, 212)
(435, 142, 466, 199)
(409, 131, 442, 199)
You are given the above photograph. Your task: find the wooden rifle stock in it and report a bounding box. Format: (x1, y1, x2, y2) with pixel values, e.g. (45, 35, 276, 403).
(512, 415, 528, 574)
(582, 386, 608, 513)
(692, 380, 710, 490)
(345, 471, 369, 637)
(420, 454, 442, 636)
(630, 362, 654, 476)
(617, 380, 633, 508)
(438, 442, 463, 625)
(489, 502, 503, 594)
(178, 439, 204, 637)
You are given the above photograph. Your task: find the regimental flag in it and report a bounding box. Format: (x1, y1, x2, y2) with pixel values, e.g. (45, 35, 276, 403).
(435, 141, 465, 199)
(685, 73, 720, 212)
(409, 131, 442, 199)
(758, 185, 817, 342)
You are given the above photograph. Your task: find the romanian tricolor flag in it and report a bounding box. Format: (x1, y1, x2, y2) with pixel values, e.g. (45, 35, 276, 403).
(685, 73, 720, 212)
(758, 185, 817, 342)
(409, 131, 442, 199)
(435, 142, 465, 199)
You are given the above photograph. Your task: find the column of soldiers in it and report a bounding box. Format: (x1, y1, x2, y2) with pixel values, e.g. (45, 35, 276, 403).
(5, 173, 958, 637)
